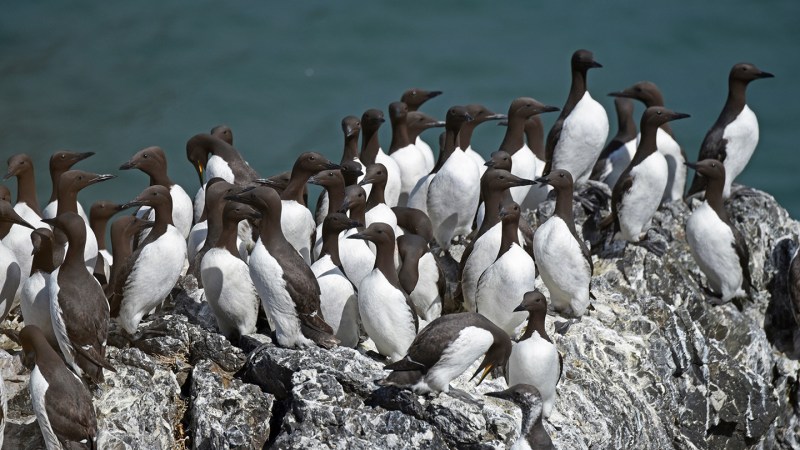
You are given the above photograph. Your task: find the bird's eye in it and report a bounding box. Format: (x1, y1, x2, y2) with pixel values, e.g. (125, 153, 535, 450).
(77, 176, 83, 180)
(499, 176, 505, 180)
(559, 173, 564, 178)
(411, 91, 417, 96)
(60, 154, 66, 159)
(310, 156, 316, 161)
(657, 111, 662, 115)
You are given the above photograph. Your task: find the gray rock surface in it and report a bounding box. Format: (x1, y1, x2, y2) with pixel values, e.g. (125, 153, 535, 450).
(0, 187, 798, 449)
(191, 359, 273, 449)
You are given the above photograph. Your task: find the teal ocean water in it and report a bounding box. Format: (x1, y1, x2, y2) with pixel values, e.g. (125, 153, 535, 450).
(1, 1, 798, 216)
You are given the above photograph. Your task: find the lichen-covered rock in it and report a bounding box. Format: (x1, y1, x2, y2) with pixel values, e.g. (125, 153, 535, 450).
(191, 359, 273, 449)
(272, 369, 449, 449)
(2, 186, 799, 449)
(96, 347, 182, 449)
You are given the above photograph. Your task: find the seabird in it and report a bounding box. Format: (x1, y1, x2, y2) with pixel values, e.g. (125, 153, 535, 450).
(226, 186, 339, 348)
(475, 201, 535, 336)
(685, 159, 752, 304)
(459, 168, 534, 313)
(590, 97, 638, 189)
(544, 49, 609, 185)
(21, 228, 64, 351)
(359, 163, 401, 238)
(397, 233, 445, 322)
(55, 170, 116, 273)
(42, 151, 94, 221)
(401, 88, 443, 171)
(311, 213, 362, 348)
(533, 169, 593, 317)
(88, 200, 122, 285)
(337, 185, 377, 288)
(21, 325, 98, 450)
(42, 212, 115, 384)
(4, 154, 47, 227)
(111, 185, 187, 334)
(610, 81, 686, 202)
(388, 101, 427, 206)
(380, 312, 511, 394)
(103, 216, 154, 303)
(0, 200, 33, 321)
(406, 111, 445, 173)
(120, 146, 194, 239)
(507, 291, 563, 418)
(359, 109, 402, 207)
(486, 384, 555, 450)
(201, 201, 261, 342)
(348, 223, 418, 361)
(427, 106, 479, 250)
(686, 63, 774, 199)
(601, 106, 689, 255)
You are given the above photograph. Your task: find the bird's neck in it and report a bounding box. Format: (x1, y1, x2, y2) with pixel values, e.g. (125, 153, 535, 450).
(366, 182, 386, 210)
(16, 170, 41, 213)
(342, 135, 360, 162)
(319, 228, 342, 267)
(360, 130, 381, 165)
(497, 217, 520, 260)
(218, 218, 243, 259)
(283, 169, 311, 204)
(499, 117, 526, 154)
(389, 120, 411, 154)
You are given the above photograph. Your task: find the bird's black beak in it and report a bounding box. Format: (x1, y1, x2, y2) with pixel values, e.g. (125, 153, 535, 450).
(684, 161, 699, 170)
(426, 90, 443, 99)
(324, 162, 341, 170)
(540, 105, 560, 113)
(758, 71, 775, 79)
(485, 113, 508, 121)
(535, 176, 550, 186)
(89, 174, 116, 185)
(485, 389, 511, 401)
(590, 60, 603, 68)
(119, 160, 136, 170)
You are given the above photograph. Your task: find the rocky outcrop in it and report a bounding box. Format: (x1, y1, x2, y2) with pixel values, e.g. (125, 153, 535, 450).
(0, 187, 798, 449)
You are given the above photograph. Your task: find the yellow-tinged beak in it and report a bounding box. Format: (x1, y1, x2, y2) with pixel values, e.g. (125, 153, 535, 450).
(197, 162, 205, 185)
(477, 364, 494, 385)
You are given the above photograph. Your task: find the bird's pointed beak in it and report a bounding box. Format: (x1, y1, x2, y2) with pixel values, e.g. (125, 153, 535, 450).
(471, 362, 495, 385)
(513, 303, 527, 312)
(325, 162, 341, 170)
(541, 105, 560, 113)
(196, 162, 205, 185)
(485, 389, 510, 400)
(119, 160, 136, 170)
(347, 232, 370, 241)
(485, 113, 508, 121)
(590, 61, 603, 68)
(347, 220, 363, 229)
(684, 161, 699, 170)
(758, 71, 775, 79)
(427, 90, 443, 99)
(484, 160, 495, 168)
(89, 174, 116, 185)
(670, 112, 691, 121)
(497, 120, 508, 127)
(534, 176, 550, 186)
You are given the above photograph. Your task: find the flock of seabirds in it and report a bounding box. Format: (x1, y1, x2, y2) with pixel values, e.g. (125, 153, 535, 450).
(0, 49, 777, 449)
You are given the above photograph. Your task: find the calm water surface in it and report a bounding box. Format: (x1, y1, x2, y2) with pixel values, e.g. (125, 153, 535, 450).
(1, 1, 798, 216)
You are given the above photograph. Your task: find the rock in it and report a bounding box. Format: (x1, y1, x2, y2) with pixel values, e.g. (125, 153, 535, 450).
(272, 369, 449, 449)
(2, 186, 799, 449)
(95, 347, 182, 449)
(191, 359, 273, 449)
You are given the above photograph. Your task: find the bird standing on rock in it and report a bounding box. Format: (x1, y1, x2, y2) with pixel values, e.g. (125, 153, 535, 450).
(686, 63, 774, 199)
(426, 106, 479, 250)
(311, 213, 362, 348)
(545, 49, 609, 185)
(533, 169, 593, 317)
(89, 200, 122, 285)
(227, 186, 339, 349)
(475, 201, 535, 336)
(397, 233, 445, 322)
(609, 81, 686, 203)
(601, 106, 690, 256)
(349, 223, 417, 362)
(380, 312, 511, 394)
(507, 291, 563, 419)
(21, 324, 98, 450)
(201, 202, 261, 342)
(263, 152, 340, 265)
(111, 185, 187, 335)
(43, 212, 115, 385)
(685, 159, 752, 304)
